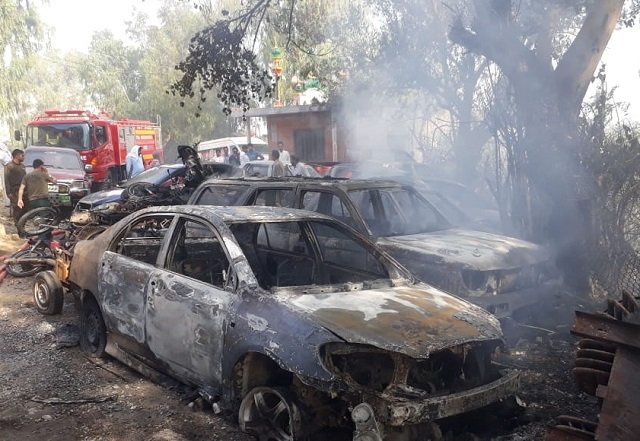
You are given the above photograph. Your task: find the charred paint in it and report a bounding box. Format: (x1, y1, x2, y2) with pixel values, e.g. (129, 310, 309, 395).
(279, 285, 501, 358)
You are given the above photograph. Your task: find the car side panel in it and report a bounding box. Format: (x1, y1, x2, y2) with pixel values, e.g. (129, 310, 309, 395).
(98, 251, 151, 343)
(145, 270, 232, 387)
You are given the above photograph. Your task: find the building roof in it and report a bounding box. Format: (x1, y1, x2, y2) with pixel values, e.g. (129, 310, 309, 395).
(231, 104, 331, 118)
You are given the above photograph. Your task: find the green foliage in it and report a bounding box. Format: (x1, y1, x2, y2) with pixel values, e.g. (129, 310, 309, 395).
(0, 0, 45, 126)
(3, 0, 234, 145)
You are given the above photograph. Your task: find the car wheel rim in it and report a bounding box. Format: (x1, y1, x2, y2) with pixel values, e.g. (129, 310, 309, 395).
(239, 388, 300, 441)
(34, 281, 50, 307)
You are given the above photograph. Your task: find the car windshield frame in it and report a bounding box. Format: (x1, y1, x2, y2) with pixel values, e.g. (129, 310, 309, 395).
(24, 149, 84, 171)
(348, 187, 451, 237)
(228, 219, 409, 293)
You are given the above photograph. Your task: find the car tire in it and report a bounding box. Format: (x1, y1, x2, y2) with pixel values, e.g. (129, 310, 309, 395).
(17, 207, 59, 237)
(6, 249, 48, 277)
(79, 296, 107, 358)
(33, 270, 64, 315)
(238, 386, 305, 441)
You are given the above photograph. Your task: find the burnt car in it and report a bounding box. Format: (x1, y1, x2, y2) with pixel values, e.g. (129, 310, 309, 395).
(68, 205, 518, 441)
(24, 146, 91, 209)
(73, 161, 239, 224)
(188, 178, 560, 319)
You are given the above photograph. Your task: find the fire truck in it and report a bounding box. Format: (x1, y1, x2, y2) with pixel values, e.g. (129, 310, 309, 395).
(19, 110, 163, 189)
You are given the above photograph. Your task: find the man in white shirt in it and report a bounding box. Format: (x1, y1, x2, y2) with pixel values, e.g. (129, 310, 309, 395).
(240, 145, 251, 165)
(277, 141, 290, 163)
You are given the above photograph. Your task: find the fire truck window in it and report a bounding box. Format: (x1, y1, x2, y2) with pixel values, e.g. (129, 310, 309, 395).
(95, 126, 107, 145)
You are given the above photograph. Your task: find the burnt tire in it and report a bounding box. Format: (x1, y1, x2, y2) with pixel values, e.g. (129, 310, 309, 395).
(17, 207, 59, 237)
(238, 386, 305, 441)
(6, 249, 48, 277)
(33, 270, 64, 315)
(79, 296, 107, 358)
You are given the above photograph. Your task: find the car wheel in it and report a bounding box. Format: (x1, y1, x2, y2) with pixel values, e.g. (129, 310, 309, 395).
(79, 296, 107, 358)
(33, 270, 64, 315)
(17, 207, 59, 237)
(6, 249, 49, 277)
(238, 386, 304, 441)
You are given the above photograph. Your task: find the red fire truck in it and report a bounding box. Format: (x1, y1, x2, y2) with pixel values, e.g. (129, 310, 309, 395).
(20, 110, 163, 189)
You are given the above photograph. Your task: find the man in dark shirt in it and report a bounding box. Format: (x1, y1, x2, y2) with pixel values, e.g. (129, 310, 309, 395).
(4, 149, 26, 225)
(17, 159, 57, 210)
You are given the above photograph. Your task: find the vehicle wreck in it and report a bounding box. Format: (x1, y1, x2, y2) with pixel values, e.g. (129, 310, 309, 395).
(188, 178, 560, 319)
(67, 205, 519, 440)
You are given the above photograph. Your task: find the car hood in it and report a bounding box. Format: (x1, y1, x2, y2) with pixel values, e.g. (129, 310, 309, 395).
(377, 228, 549, 271)
(276, 284, 502, 359)
(78, 188, 124, 208)
(26, 167, 84, 182)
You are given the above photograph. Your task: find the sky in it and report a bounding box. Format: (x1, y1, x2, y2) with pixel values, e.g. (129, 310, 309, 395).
(39, 1, 640, 122)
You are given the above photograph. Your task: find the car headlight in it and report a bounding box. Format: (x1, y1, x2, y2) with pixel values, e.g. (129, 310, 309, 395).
(70, 180, 86, 190)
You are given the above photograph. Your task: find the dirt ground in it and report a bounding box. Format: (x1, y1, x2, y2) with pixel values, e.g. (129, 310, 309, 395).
(0, 204, 602, 441)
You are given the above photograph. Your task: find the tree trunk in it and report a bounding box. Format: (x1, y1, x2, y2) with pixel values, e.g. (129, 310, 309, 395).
(450, 0, 625, 289)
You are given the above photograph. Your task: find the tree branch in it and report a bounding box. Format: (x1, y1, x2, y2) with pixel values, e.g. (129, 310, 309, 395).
(554, 0, 624, 116)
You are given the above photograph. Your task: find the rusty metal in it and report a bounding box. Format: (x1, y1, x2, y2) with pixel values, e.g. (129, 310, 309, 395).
(547, 291, 640, 441)
(545, 416, 596, 441)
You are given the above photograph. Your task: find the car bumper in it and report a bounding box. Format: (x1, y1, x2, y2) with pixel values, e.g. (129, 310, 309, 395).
(469, 279, 562, 319)
(367, 369, 520, 426)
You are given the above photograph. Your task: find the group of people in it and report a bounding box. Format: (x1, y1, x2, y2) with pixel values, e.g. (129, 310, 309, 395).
(210, 144, 265, 166)
(1, 144, 57, 227)
(209, 140, 307, 177)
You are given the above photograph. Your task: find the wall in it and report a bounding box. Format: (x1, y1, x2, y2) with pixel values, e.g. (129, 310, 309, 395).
(266, 111, 345, 161)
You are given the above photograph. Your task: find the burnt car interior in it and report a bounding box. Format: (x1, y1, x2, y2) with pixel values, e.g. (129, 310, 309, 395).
(230, 221, 389, 289)
(348, 188, 449, 236)
(168, 219, 230, 287)
(115, 216, 173, 265)
(302, 191, 360, 230)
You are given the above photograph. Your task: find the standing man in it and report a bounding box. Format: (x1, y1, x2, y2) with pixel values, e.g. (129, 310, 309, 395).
(247, 144, 264, 161)
(229, 147, 241, 166)
(277, 141, 290, 163)
(271, 150, 286, 177)
(17, 158, 56, 211)
(239, 145, 251, 165)
(125, 145, 144, 178)
(4, 149, 26, 225)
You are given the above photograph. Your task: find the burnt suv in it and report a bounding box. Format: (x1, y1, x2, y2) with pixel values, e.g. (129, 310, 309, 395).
(24, 146, 91, 209)
(187, 178, 561, 319)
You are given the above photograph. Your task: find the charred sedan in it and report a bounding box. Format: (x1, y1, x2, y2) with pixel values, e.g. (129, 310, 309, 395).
(68, 205, 518, 440)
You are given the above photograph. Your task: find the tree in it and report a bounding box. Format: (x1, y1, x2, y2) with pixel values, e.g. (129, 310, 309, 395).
(131, 0, 233, 144)
(448, 1, 636, 285)
(77, 31, 143, 116)
(0, 0, 45, 131)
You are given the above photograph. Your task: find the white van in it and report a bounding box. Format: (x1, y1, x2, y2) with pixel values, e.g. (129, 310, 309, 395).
(197, 137, 269, 162)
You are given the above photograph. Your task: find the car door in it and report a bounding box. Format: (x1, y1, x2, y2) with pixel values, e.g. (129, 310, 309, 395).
(145, 216, 235, 387)
(98, 214, 175, 345)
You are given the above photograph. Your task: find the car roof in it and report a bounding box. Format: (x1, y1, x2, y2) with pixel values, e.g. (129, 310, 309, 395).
(25, 145, 82, 156)
(198, 176, 407, 190)
(134, 204, 335, 223)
